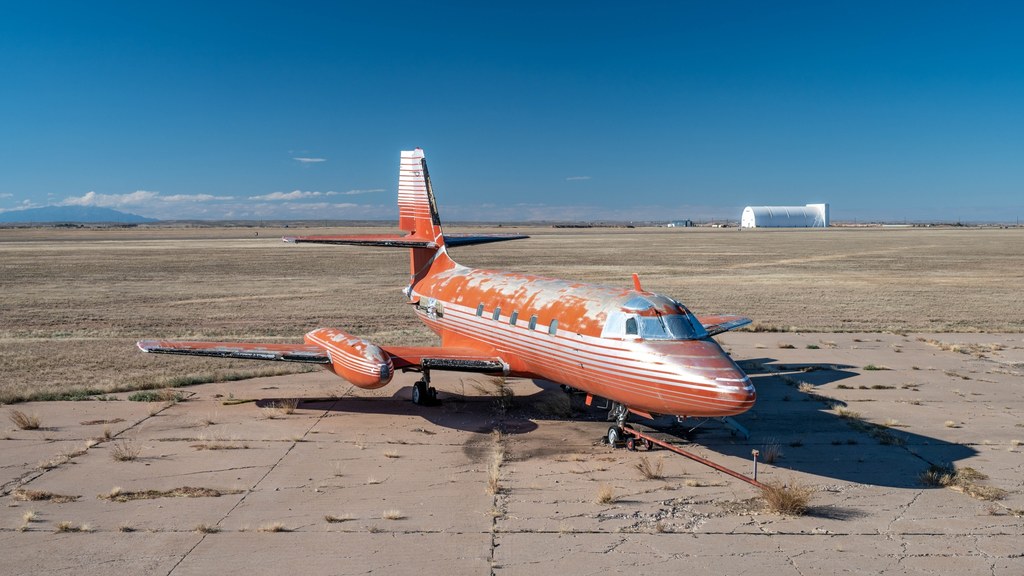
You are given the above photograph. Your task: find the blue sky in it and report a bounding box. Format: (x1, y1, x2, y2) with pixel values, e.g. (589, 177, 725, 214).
(2, 2, 1022, 222)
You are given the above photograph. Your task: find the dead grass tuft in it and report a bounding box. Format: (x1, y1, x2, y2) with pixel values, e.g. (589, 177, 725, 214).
(194, 523, 220, 534)
(760, 480, 813, 516)
(100, 486, 244, 502)
(633, 456, 664, 480)
(471, 377, 514, 415)
(595, 484, 616, 504)
(9, 409, 41, 430)
(486, 429, 506, 495)
(533, 393, 573, 418)
(257, 522, 291, 532)
(920, 464, 1007, 501)
(54, 521, 89, 533)
(276, 398, 300, 414)
(836, 407, 861, 420)
(81, 418, 125, 426)
(190, 442, 247, 450)
(13, 489, 79, 503)
(383, 449, 400, 459)
(381, 509, 406, 520)
(110, 438, 141, 461)
(761, 437, 783, 464)
(324, 514, 355, 523)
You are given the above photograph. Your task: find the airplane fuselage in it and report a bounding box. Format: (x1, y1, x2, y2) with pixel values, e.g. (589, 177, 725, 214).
(409, 252, 755, 418)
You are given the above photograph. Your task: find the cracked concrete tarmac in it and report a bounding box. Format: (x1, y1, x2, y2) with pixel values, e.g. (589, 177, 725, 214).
(1, 333, 1022, 575)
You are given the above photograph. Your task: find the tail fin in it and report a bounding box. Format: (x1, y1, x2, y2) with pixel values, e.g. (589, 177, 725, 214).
(284, 148, 528, 285)
(398, 148, 444, 245)
(398, 148, 447, 283)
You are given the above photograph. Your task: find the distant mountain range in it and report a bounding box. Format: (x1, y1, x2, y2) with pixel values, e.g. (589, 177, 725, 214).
(0, 206, 158, 224)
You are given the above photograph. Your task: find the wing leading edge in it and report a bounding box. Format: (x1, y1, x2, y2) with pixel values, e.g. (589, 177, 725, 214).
(137, 340, 331, 364)
(696, 315, 753, 337)
(136, 340, 507, 373)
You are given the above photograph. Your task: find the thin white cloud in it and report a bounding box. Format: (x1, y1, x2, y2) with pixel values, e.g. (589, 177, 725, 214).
(565, 176, 592, 181)
(160, 193, 234, 203)
(293, 157, 326, 164)
(0, 193, 12, 199)
(60, 190, 233, 208)
(249, 190, 327, 201)
(248, 189, 385, 201)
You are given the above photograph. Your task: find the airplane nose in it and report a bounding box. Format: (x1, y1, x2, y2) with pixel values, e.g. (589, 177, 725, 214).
(713, 367, 756, 410)
(644, 339, 757, 416)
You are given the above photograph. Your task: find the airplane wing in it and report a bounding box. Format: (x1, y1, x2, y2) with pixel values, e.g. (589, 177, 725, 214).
(283, 233, 527, 248)
(381, 346, 507, 373)
(137, 339, 506, 373)
(283, 234, 437, 248)
(137, 340, 331, 364)
(696, 315, 752, 337)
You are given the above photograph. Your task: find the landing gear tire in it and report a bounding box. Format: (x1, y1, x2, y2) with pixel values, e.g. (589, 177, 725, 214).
(412, 381, 428, 406)
(607, 426, 622, 447)
(429, 387, 437, 401)
(625, 437, 637, 451)
(643, 438, 654, 451)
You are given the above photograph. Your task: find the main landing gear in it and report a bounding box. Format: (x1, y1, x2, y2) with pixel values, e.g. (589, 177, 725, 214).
(605, 402, 654, 451)
(411, 369, 438, 406)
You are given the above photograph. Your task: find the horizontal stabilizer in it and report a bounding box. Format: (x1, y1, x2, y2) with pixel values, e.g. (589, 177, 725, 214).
(283, 234, 437, 248)
(696, 315, 753, 337)
(284, 233, 527, 249)
(137, 340, 331, 364)
(444, 234, 529, 247)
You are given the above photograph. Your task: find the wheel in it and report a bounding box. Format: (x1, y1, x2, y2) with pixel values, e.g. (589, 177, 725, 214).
(643, 438, 654, 451)
(607, 426, 621, 447)
(428, 387, 437, 401)
(625, 437, 636, 451)
(412, 381, 428, 405)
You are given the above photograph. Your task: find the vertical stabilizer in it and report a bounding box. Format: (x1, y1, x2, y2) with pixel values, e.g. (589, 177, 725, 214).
(399, 149, 445, 245)
(398, 149, 449, 284)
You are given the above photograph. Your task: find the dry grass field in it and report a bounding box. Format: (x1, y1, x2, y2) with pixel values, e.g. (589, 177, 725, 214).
(1, 224, 1021, 403)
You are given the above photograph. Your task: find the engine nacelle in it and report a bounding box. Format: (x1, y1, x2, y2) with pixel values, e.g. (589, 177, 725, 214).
(304, 328, 393, 389)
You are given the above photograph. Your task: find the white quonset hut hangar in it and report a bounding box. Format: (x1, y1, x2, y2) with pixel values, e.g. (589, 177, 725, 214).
(741, 203, 829, 228)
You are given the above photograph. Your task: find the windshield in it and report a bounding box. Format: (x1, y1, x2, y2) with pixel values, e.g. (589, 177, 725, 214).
(603, 310, 707, 341)
(639, 314, 706, 340)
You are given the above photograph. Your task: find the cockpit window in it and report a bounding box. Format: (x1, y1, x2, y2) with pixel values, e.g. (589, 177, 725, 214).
(601, 301, 708, 341)
(624, 317, 638, 335)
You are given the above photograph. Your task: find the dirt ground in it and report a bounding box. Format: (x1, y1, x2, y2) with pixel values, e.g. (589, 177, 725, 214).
(1, 225, 1023, 574)
(1, 225, 1022, 402)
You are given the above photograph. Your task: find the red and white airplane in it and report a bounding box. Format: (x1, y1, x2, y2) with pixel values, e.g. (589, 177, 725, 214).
(138, 149, 756, 445)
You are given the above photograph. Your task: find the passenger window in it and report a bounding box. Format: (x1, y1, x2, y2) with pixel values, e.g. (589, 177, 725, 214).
(625, 317, 638, 335)
(548, 319, 558, 335)
(528, 315, 538, 330)
(492, 307, 501, 321)
(476, 303, 484, 317)
(510, 311, 518, 326)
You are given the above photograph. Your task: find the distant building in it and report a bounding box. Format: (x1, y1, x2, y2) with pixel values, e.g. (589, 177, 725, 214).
(741, 204, 829, 228)
(666, 220, 693, 228)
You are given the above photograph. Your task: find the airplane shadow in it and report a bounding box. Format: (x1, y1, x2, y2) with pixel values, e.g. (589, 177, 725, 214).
(642, 361, 977, 489)
(259, 385, 542, 435)
(255, 358, 975, 489)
